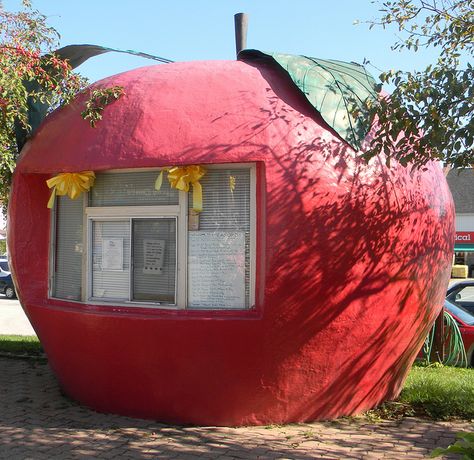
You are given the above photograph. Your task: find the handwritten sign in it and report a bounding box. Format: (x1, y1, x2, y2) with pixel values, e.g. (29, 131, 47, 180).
(102, 238, 123, 271)
(143, 239, 165, 274)
(188, 231, 246, 308)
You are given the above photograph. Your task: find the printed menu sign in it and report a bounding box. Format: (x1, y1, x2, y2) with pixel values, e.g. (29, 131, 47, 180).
(188, 231, 246, 308)
(143, 239, 165, 274)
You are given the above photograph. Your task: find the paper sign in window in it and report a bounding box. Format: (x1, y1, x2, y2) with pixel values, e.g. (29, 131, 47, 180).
(102, 238, 123, 271)
(143, 239, 165, 274)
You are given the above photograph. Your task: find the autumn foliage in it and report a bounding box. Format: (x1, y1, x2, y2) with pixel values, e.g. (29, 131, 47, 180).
(0, 1, 87, 206)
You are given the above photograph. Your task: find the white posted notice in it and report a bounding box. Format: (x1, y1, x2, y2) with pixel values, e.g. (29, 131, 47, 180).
(143, 239, 165, 274)
(188, 231, 246, 308)
(102, 238, 123, 271)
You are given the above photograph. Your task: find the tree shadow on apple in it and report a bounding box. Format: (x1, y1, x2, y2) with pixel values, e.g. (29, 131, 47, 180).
(262, 107, 452, 420)
(174, 63, 454, 421)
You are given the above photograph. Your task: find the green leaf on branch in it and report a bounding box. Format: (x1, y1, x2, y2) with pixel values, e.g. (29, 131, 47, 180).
(81, 86, 125, 128)
(431, 431, 474, 458)
(361, 0, 473, 168)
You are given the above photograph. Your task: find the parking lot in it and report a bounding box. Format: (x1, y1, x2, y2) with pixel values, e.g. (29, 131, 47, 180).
(0, 296, 36, 336)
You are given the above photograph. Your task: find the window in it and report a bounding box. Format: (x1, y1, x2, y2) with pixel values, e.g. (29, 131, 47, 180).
(52, 194, 83, 300)
(50, 165, 256, 310)
(90, 218, 177, 303)
(187, 168, 252, 309)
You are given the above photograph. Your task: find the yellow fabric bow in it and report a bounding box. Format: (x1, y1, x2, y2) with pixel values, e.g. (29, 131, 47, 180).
(229, 175, 236, 194)
(46, 171, 96, 208)
(155, 165, 206, 212)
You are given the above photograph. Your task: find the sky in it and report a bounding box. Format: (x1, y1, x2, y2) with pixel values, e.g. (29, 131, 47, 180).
(3, 0, 440, 84)
(1, 1, 441, 230)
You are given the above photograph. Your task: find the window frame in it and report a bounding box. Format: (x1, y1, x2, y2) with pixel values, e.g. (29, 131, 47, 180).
(49, 163, 257, 311)
(86, 209, 185, 309)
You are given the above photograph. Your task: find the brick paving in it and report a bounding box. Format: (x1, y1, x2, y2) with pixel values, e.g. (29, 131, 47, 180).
(0, 357, 472, 459)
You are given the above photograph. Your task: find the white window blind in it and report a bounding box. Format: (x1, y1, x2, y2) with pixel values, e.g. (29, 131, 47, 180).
(53, 196, 83, 300)
(197, 169, 251, 231)
(90, 171, 179, 207)
(187, 168, 251, 309)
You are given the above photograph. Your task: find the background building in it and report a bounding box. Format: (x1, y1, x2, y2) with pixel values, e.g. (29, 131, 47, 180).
(447, 169, 474, 274)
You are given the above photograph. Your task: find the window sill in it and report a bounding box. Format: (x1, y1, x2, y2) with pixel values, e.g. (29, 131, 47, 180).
(45, 296, 262, 320)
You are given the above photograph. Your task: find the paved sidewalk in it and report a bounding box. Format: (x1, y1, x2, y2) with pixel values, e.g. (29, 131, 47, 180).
(0, 357, 471, 459)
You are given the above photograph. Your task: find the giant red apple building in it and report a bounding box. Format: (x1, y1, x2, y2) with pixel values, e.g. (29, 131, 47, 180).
(8, 58, 454, 426)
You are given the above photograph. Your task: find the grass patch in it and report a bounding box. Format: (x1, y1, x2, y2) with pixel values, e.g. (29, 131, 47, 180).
(399, 365, 474, 419)
(0, 335, 43, 356)
(367, 365, 474, 420)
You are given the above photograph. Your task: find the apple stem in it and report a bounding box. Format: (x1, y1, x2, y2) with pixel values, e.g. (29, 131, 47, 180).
(234, 13, 248, 57)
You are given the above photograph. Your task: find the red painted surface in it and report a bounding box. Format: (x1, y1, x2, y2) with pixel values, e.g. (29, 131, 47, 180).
(454, 314, 474, 366)
(8, 60, 454, 426)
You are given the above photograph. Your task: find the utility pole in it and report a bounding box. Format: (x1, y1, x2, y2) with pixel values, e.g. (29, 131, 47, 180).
(234, 13, 248, 57)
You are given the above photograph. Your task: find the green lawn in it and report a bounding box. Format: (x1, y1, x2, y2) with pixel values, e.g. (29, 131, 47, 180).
(398, 365, 474, 419)
(0, 335, 43, 356)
